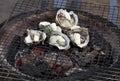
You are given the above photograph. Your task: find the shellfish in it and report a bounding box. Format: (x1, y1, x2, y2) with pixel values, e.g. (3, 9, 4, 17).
(39, 21, 62, 34)
(24, 29, 47, 45)
(49, 31, 70, 50)
(56, 9, 78, 29)
(67, 26, 89, 48)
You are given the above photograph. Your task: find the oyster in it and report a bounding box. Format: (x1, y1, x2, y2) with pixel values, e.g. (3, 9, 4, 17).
(39, 21, 62, 33)
(56, 9, 78, 29)
(39, 21, 51, 35)
(50, 23, 62, 32)
(24, 29, 47, 45)
(67, 26, 89, 48)
(49, 31, 70, 50)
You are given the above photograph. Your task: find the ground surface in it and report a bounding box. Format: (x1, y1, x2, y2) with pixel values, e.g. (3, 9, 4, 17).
(0, 0, 17, 24)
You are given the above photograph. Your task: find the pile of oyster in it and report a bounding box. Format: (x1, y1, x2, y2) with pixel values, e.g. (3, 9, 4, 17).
(24, 9, 89, 50)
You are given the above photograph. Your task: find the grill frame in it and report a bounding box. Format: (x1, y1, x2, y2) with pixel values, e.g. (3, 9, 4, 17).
(0, 0, 120, 81)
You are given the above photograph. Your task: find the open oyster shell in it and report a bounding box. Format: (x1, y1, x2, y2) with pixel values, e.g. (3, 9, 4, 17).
(67, 26, 89, 48)
(50, 23, 62, 32)
(56, 9, 78, 29)
(39, 21, 62, 34)
(49, 31, 70, 50)
(24, 29, 47, 45)
(39, 21, 51, 35)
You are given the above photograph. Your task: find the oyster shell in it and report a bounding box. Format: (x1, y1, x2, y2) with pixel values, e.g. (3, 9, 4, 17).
(50, 23, 62, 32)
(49, 31, 70, 50)
(67, 26, 89, 48)
(69, 11, 78, 26)
(56, 9, 78, 29)
(70, 25, 81, 30)
(39, 21, 62, 34)
(24, 35, 33, 44)
(24, 29, 47, 45)
(39, 21, 51, 35)
(39, 21, 51, 27)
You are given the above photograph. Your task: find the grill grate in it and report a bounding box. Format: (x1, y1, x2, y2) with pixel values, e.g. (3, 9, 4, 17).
(0, 0, 120, 81)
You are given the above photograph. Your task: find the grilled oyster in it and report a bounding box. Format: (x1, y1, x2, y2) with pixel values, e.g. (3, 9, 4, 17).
(50, 23, 62, 32)
(67, 26, 89, 48)
(49, 31, 70, 50)
(39, 21, 51, 35)
(56, 9, 78, 29)
(24, 29, 47, 45)
(39, 21, 62, 34)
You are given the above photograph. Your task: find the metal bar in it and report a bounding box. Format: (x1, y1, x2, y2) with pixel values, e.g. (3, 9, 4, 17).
(0, 75, 24, 81)
(91, 75, 119, 81)
(95, 72, 120, 78)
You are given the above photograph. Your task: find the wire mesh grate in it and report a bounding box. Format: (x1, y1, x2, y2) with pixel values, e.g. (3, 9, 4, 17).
(0, 0, 120, 81)
(10, 0, 120, 27)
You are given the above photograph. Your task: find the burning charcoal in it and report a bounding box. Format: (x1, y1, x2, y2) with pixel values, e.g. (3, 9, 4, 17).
(19, 63, 56, 79)
(15, 51, 24, 67)
(34, 47, 44, 55)
(84, 50, 99, 63)
(43, 52, 74, 75)
(15, 47, 74, 76)
(15, 57, 22, 67)
(15, 48, 42, 66)
(43, 53, 57, 66)
(21, 54, 36, 65)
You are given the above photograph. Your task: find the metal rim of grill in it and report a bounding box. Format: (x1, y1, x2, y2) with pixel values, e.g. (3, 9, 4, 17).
(0, 0, 120, 81)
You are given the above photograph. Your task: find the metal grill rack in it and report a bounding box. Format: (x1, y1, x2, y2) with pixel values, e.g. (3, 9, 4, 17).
(0, 0, 120, 81)
(10, 0, 120, 26)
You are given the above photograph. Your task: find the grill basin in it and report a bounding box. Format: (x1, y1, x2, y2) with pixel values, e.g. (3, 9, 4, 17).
(0, 10, 120, 81)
